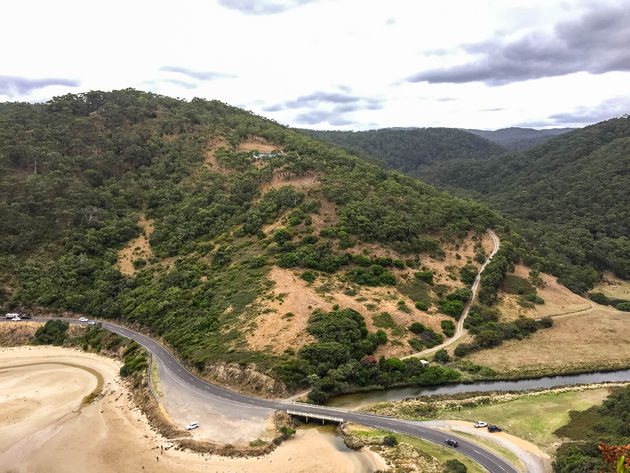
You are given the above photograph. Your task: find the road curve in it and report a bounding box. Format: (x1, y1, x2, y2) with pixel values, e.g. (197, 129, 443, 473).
(18, 316, 518, 473)
(404, 229, 501, 359)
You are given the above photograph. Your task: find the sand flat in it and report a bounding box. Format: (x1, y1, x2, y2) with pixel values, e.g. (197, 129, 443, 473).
(0, 346, 380, 472)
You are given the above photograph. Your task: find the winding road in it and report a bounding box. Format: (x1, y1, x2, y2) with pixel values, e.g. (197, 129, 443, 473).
(404, 229, 501, 359)
(12, 230, 516, 472)
(13, 312, 519, 473)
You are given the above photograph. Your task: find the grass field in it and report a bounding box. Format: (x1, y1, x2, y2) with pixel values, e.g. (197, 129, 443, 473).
(466, 308, 630, 377)
(434, 388, 611, 451)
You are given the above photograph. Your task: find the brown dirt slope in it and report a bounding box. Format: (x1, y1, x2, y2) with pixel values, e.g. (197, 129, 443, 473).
(246, 233, 488, 358)
(496, 264, 591, 321)
(117, 214, 154, 276)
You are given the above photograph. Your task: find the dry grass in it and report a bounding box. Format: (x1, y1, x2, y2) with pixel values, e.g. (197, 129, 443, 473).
(593, 271, 630, 300)
(117, 214, 154, 276)
(496, 265, 591, 321)
(202, 137, 230, 175)
(260, 169, 320, 194)
(467, 307, 630, 377)
(237, 136, 281, 154)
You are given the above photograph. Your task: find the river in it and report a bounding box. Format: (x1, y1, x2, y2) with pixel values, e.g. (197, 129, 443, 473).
(328, 368, 630, 409)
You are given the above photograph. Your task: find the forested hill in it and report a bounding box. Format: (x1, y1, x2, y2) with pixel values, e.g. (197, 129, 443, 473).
(302, 127, 507, 174)
(465, 127, 574, 151)
(430, 116, 630, 285)
(0, 89, 501, 388)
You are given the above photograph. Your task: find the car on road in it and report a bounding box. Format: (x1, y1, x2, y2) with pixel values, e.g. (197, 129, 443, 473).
(487, 425, 503, 432)
(21, 313, 32, 319)
(88, 321, 96, 325)
(78, 317, 88, 322)
(473, 421, 488, 428)
(444, 439, 459, 447)
(11, 316, 21, 321)
(5, 313, 19, 319)
(185, 421, 199, 431)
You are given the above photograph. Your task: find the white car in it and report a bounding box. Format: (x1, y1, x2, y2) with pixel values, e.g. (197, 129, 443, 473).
(11, 316, 21, 321)
(473, 421, 488, 428)
(185, 421, 199, 431)
(78, 317, 88, 322)
(87, 321, 96, 325)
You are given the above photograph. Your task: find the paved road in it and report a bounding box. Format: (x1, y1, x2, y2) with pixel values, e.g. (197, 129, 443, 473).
(404, 229, 501, 359)
(14, 316, 519, 473)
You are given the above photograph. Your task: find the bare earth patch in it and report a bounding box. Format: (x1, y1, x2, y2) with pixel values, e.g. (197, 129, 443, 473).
(117, 214, 154, 276)
(203, 137, 230, 175)
(467, 307, 630, 376)
(237, 136, 282, 154)
(247, 266, 450, 358)
(496, 264, 591, 321)
(593, 271, 630, 300)
(261, 169, 320, 194)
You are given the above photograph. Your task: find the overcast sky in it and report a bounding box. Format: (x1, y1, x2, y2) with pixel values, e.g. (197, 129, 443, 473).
(2, 0, 630, 130)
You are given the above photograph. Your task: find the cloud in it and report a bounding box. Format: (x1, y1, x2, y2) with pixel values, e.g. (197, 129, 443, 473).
(407, 4, 630, 86)
(520, 95, 630, 127)
(385, 17, 396, 26)
(265, 89, 384, 127)
(273, 90, 384, 110)
(294, 110, 353, 126)
(160, 66, 236, 81)
(546, 96, 630, 125)
(217, 0, 315, 15)
(0, 76, 79, 97)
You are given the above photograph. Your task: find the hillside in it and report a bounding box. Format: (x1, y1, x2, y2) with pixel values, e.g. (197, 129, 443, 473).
(430, 117, 630, 290)
(0, 89, 504, 397)
(303, 127, 507, 175)
(306, 118, 630, 293)
(465, 127, 574, 151)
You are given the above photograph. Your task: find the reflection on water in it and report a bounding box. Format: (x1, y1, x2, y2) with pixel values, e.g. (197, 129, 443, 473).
(329, 368, 630, 410)
(298, 424, 375, 473)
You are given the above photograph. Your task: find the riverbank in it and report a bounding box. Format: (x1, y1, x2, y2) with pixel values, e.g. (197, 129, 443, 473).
(0, 346, 386, 473)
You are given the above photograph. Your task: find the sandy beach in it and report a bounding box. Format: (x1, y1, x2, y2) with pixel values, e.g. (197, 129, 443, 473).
(0, 346, 384, 473)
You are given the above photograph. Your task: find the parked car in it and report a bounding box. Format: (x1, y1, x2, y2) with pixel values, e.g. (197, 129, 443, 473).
(11, 316, 21, 321)
(488, 425, 503, 432)
(88, 321, 96, 325)
(473, 421, 488, 428)
(78, 317, 88, 322)
(21, 313, 32, 319)
(5, 313, 19, 319)
(185, 421, 199, 431)
(444, 439, 459, 447)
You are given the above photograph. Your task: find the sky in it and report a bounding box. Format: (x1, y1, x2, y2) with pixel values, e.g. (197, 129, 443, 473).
(2, 0, 630, 130)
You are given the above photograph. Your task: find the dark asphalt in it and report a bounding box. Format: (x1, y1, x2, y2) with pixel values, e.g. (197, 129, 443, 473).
(15, 318, 518, 473)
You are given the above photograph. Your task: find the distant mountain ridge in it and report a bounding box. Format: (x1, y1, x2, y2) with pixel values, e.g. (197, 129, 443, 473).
(465, 127, 575, 151)
(303, 127, 506, 175)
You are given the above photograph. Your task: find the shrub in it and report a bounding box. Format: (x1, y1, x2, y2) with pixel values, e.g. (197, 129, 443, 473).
(301, 270, 317, 283)
(445, 459, 467, 473)
(383, 435, 398, 446)
(434, 349, 450, 363)
(33, 320, 69, 346)
(415, 301, 429, 311)
(414, 271, 434, 285)
(441, 319, 455, 337)
(440, 299, 464, 319)
(588, 292, 610, 305)
(616, 302, 630, 311)
(409, 322, 425, 334)
(454, 343, 473, 357)
(408, 338, 423, 351)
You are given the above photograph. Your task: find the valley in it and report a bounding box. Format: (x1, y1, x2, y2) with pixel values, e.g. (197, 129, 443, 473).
(0, 90, 628, 473)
